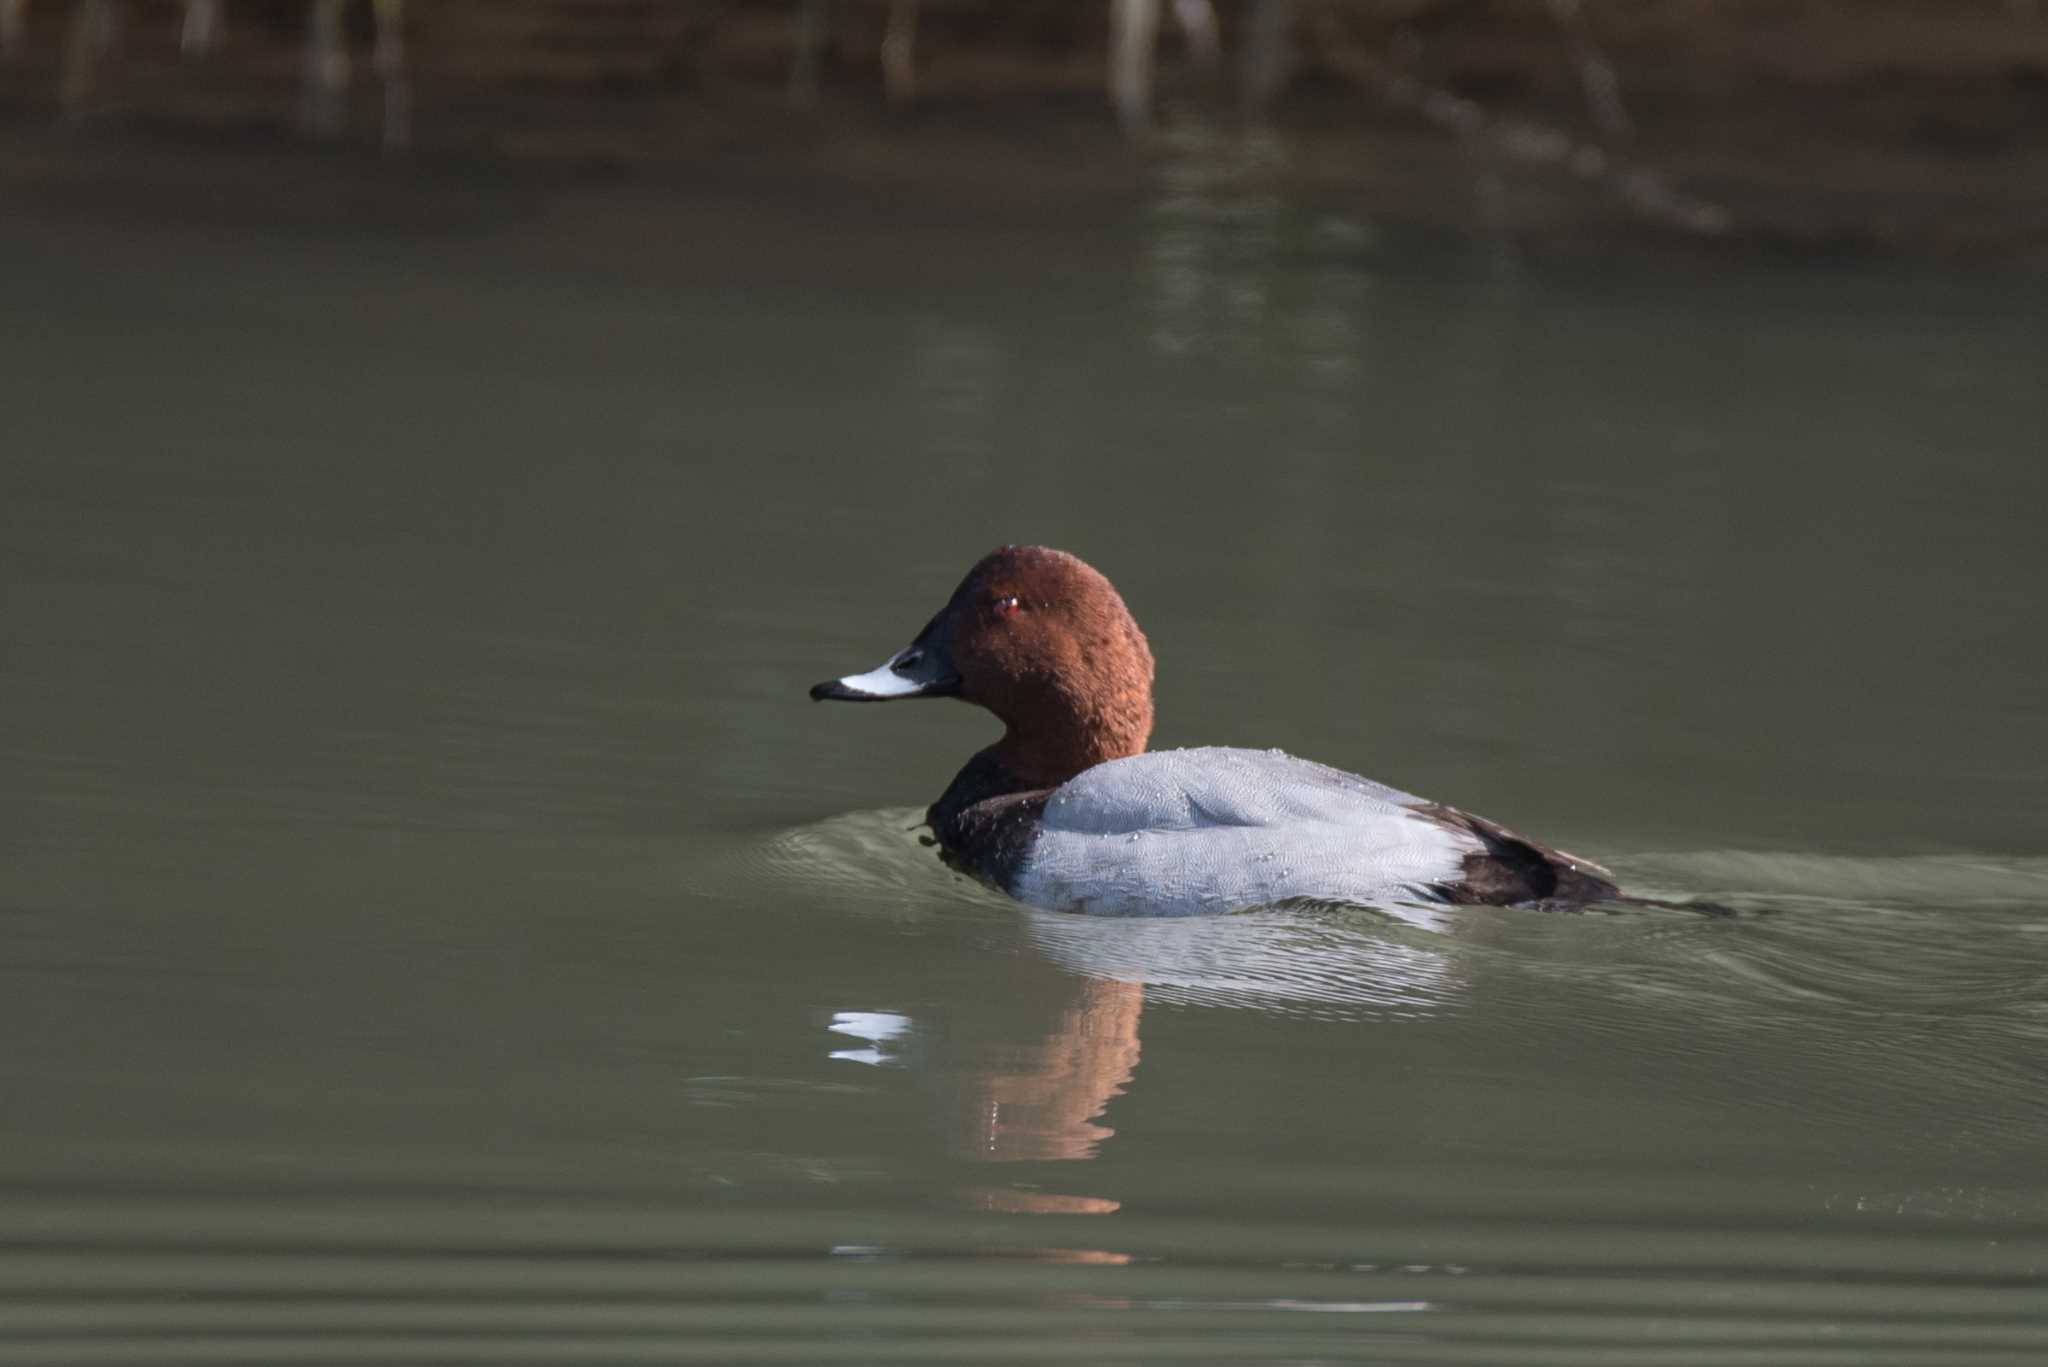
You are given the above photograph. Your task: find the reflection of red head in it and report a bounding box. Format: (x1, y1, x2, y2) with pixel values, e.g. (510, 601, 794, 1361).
(955, 977, 1146, 1165)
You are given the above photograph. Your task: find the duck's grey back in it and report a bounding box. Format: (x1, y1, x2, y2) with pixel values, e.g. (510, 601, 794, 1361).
(1013, 746, 1475, 916)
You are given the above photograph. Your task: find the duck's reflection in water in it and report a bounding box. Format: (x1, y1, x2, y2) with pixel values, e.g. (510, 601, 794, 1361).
(959, 975, 1146, 1166)
(940, 904, 1460, 1223)
(785, 813, 1462, 1225)
(1019, 903, 1458, 1019)
(953, 974, 1144, 1220)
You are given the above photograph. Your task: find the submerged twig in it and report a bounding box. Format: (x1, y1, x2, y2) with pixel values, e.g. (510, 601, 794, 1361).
(61, 0, 119, 116)
(1109, 0, 1230, 133)
(1109, 0, 1162, 132)
(1242, 0, 1297, 114)
(300, 0, 409, 150)
(301, 0, 348, 136)
(1174, 0, 1221, 72)
(788, 0, 825, 108)
(180, 0, 220, 57)
(881, 0, 917, 108)
(373, 0, 409, 151)
(1546, 0, 1632, 142)
(1308, 7, 1729, 236)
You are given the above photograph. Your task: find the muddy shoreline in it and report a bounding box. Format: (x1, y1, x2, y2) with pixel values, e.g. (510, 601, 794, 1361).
(3, 1, 2045, 261)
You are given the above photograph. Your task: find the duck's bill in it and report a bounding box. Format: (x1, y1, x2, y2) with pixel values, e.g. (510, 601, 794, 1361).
(809, 644, 960, 702)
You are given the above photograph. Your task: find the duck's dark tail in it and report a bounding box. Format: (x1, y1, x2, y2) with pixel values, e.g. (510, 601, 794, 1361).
(1417, 801, 1618, 905)
(1417, 802, 1742, 915)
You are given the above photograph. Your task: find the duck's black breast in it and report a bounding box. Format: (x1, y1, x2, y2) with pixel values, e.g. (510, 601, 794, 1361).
(926, 746, 1053, 894)
(930, 791, 1051, 894)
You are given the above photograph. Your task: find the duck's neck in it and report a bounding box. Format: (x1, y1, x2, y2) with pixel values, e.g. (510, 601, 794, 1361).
(991, 682, 1153, 788)
(990, 723, 1146, 793)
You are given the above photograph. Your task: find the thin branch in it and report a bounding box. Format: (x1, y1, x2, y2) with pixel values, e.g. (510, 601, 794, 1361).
(1547, 0, 1632, 142)
(1307, 5, 1728, 236)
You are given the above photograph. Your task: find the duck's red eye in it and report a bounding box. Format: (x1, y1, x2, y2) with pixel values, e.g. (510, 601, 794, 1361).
(994, 595, 1021, 619)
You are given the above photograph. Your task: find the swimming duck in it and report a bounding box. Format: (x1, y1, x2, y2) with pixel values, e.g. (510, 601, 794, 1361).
(811, 545, 1618, 915)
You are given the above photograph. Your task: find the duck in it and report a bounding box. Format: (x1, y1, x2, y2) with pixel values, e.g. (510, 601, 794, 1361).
(810, 545, 1619, 916)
